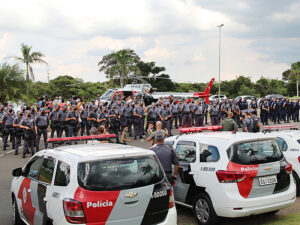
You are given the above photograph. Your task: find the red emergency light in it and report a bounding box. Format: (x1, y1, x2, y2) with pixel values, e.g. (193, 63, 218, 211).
(178, 126, 222, 133)
(47, 134, 117, 144)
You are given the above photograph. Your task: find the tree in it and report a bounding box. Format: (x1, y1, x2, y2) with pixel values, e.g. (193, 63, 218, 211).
(98, 49, 140, 87)
(0, 63, 26, 104)
(13, 43, 47, 80)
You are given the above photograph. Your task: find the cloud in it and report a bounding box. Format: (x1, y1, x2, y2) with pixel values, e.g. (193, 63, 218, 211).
(0, 0, 299, 84)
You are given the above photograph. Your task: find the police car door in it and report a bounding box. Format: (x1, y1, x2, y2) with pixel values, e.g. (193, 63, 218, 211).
(195, 143, 221, 189)
(46, 160, 71, 223)
(173, 139, 199, 203)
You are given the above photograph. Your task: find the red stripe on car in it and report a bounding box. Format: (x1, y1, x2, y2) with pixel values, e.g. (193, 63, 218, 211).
(74, 187, 120, 224)
(17, 178, 36, 225)
(227, 162, 258, 198)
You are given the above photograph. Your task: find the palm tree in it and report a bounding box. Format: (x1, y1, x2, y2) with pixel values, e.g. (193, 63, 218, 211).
(98, 49, 140, 87)
(13, 43, 47, 80)
(0, 63, 26, 104)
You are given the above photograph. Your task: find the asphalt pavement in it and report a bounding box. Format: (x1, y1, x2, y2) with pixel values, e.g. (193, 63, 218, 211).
(0, 122, 300, 225)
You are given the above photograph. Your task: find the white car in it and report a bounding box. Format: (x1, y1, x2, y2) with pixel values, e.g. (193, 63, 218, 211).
(165, 132, 296, 225)
(235, 95, 257, 105)
(263, 130, 300, 196)
(11, 142, 177, 225)
(209, 95, 227, 103)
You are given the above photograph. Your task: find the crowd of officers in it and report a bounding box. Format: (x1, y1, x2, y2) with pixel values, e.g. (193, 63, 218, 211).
(1, 95, 300, 158)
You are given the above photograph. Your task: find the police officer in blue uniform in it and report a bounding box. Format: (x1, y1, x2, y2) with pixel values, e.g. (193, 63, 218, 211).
(20, 111, 36, 158)
(0, 104, 4, 138)
(133, 102, 145, 139)
(35, 108, 49, 150)
(2, 106, 15, 151)
(293, 99, 300, 122)
(66, 106, 79, 138)
(13, 111, 24, 155)
(273, 99, 281, 124)
(123, 103, 133, 136)
(88, 106, 98, 129)
(49, 105, 60, 138)
(80, 105, 89, 135)
(286, 98, 292, 123)
(160, 102, 172, 135)
(58, 105, 68, 137)
(108, 103, 120, 142)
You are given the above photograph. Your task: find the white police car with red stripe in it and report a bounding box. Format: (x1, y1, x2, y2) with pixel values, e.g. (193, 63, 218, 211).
(165, 131, 296, 225)
(11, 135, 177, 225)
(262, 129, 300, 196)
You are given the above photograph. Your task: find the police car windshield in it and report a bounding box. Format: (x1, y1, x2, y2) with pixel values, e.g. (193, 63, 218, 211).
(227, 139, 283, 165)
(77, 156, 164, 191)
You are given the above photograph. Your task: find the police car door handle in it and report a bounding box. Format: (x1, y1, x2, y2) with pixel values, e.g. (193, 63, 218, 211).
(52, 192, 60, 198)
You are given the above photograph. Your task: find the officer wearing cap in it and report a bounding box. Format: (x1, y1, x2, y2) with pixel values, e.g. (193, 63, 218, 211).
(146, 103, 156, 132)
(13, 111, 24, 155)
(181, 99, 191, 127)
(20, 111, 36, 158)
(49, 105, 60, 138)
(193, 100, 205, 127)
(2, 106, 15, 151)
(150, 131, 179, 185)
(58, 105, 68, 137)
(133, 102, 145, 140)
(80, 105, 89, 135)
(35, 108, 49, 150)
(108, 103, 120, 142)
(209, 101, 219, 125)
(122, 102, 133, 137)
(160, 102, 172, 136)
(66, 105, 79, 138)
(88, 106, 98, 129)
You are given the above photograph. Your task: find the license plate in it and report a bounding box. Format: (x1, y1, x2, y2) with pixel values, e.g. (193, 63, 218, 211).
(259, 175, 277, 186)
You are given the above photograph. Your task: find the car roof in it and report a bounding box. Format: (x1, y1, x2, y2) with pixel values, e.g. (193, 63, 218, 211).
(40, 143, 154, 163)
(171, 132, 277, 146)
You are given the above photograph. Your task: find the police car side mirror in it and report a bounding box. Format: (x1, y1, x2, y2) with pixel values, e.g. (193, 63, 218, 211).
(12, 168, 23, 177)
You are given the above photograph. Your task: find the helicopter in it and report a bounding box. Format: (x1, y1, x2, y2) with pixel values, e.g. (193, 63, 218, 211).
(99, 75, 215, 106)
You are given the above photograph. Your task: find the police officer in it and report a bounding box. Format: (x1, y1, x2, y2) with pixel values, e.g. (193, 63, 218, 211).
(209, 102, 219, 125)
(88, 106, 98, 129)
(123, 103, 133, 136)
(181, 100, 191, 128)
(97, 107, 108, 127)
(117, 102, 125, 131)
(80, 105, 89, 135)
(133, 102, 145, 139)
(239, 98, 249, 112)
(13, 111, 24, 155)
(261, 100, 270, 125)
(190, 100, 197, 126)
(108, 103, 120, 142)
(221, 112, 238, 132)
(170, 101, 179, 129)
(0, 104, 4, 138)
(66, 106, 79, 138)
(194, 101, 205, 127)
(232, 100, 241, 128)
(250, 111, 260, 133)
(49, 105, 60, 138)
(20, 111, 36, 158)
(293, 99, 300, 122)
(58, 105, 68, 137)
(221, 99, 230, 120)
(150, 131, 179, 185)
(273, 99, 281, 124)
(70, 96, 78, 106)
(241, 112, 253, 132)
(146, 103, 157, 132)
(2, 106, 15, 151)
(35, 108, 49, 150)
(160, 102, 172, 136)
(203, 101, 209, 124)
(286, 98, 292, 123)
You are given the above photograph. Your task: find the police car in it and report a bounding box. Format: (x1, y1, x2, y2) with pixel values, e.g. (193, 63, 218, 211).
(11, 135, 177, 225)
(165, 132, 296, 225)
(263, 129, 300, 196)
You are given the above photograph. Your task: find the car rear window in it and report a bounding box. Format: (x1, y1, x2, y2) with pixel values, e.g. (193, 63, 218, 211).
(227, 139, 283, 165)
(77, 155, 164, 191)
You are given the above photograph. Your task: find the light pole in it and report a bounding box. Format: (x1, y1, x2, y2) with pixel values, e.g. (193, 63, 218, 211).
(217, 24, 224, 100)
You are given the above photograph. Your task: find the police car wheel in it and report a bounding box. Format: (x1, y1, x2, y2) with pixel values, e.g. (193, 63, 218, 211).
(193, 193, 218, 225)
(12, 196, 23, 225)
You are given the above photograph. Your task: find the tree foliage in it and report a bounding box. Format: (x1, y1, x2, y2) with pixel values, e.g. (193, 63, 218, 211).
(13, 43, 47, 80)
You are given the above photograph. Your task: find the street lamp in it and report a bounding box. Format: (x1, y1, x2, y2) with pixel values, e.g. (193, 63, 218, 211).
(217, 24, 224, 100)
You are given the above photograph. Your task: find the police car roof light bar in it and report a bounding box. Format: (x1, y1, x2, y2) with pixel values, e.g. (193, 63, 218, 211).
(262, 125, 298, 134)
(178, 126, 222, 133)
(47, 134, 117, 144)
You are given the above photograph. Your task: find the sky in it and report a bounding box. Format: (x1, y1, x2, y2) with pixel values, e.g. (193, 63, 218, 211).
(0, 0, 299, 84)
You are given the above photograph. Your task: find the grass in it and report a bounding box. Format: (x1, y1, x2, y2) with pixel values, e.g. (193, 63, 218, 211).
(263, 213, 300, 225)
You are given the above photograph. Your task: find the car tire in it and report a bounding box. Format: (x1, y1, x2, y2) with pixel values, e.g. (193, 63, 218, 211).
(12, 196, 23, 225)
(193, 192, 219, 225)
(292, 172, 300, 196)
